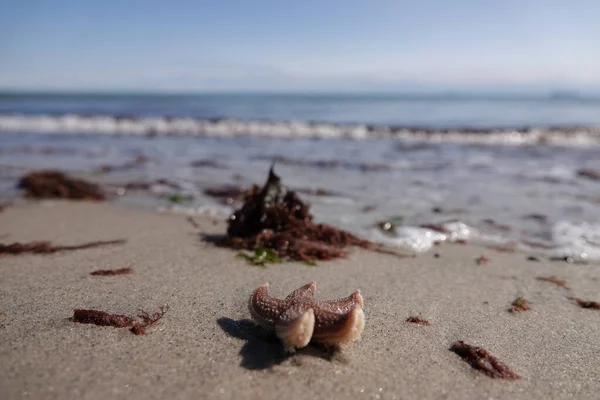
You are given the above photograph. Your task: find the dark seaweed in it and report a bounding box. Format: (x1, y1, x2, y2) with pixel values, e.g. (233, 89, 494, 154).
(406, 316, 430, 325)
(90, 267, 133, 276)
(18, 170, 105, 200)
(0, 239, 126, 256)
(71, 306, 168, 335)
(574, 298, 600, 309)
(577, 168, 600, 181)
(72, 309, 134, 328)
(450, 341, 520, 379)
(220, 166, 409, 261)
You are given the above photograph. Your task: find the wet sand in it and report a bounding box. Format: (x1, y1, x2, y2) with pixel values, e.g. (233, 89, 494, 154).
(1, 202, 599, 400)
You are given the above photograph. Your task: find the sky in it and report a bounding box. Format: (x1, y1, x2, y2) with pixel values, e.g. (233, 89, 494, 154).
(1, 0, 599, 92)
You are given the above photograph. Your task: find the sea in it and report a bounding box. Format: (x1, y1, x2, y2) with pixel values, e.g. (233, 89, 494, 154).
(0, 92, 599, 261)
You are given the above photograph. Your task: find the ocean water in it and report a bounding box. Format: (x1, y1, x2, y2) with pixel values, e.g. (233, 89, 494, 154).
(1, 92, 599, 261)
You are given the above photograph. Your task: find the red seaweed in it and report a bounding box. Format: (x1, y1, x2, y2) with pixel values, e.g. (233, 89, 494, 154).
(18, 170, 105, 200)
(71, 306, 168, 335)
(130, 307, 169, 335)
(90, 267, 133, 276)
(510, 297, 531, 313)
(537, 276, 568, 289)
(0, 239, 125, 256)
(450, 341, 520, 379)
(72, 309, 134, 327)
(406, 316, 430, 325)
(219, 166, 410, 261)
(574, 298, 600, 309)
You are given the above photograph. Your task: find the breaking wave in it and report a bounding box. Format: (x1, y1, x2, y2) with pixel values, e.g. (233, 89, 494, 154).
(1, 113, 600, 147)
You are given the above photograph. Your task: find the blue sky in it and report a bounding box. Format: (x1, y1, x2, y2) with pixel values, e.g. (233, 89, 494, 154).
(1, 0, 599, 92)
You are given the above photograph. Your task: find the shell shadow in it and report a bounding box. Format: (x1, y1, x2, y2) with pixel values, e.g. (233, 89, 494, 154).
(217, 317, 341, 370)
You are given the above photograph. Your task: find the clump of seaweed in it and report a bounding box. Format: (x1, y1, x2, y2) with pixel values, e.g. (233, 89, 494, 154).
(574, 298, 600, 310)
(0, 239, 126, 256)
(510, 296, 531, 313)
(406, 316, 430, 325)
(536, 276, 568, 289)
(90, 267, 133, 276)
(71, 306, 168, 335)
(18, 170, 105, 200)
(220, 166, 408, 261)
(450, 341, 520, 380)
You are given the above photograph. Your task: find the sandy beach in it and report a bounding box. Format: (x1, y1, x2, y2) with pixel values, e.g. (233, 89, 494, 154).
(1, 201, 599, 400)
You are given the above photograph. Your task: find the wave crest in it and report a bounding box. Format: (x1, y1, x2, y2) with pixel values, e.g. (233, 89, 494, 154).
(1, 113, 599, 147)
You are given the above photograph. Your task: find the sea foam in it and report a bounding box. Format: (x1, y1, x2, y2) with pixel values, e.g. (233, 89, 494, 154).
(1, 113, 600, 147)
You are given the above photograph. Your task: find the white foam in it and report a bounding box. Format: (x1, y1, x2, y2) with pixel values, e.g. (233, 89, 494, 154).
(368, 220, 475, 253)
(369, 227, 447, 253)
(550, 221, 600, 262)
(1, 114, 599, 147)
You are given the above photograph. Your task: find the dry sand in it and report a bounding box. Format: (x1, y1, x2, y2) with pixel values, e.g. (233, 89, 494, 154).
(0, 202, 599, 400)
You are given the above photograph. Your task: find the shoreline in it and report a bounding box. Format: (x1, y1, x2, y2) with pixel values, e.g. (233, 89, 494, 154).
(1, 201, 599, 399)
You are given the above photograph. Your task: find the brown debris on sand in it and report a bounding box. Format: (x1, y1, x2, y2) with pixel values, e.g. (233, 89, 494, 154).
(186, 216, 201, 229)
(406, 316, 430, 325)
(129, 307, 169, 335)
(510, 296, 531, 313)
(577, 168, 600, 181)
(220, 166, 409, 261)
(71, 306, 168, 335)
(574, 298, 600, 309)
(0, 239, 125, 256)
(72, 309, 134, 328)
(90, 267, 133, 276)
(475, 255, 489, 265)
(537, 276, 569, 289)
(486, 242, 517, 253)
(450, 341, 520, 380)
(18, 170, 105, 200)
